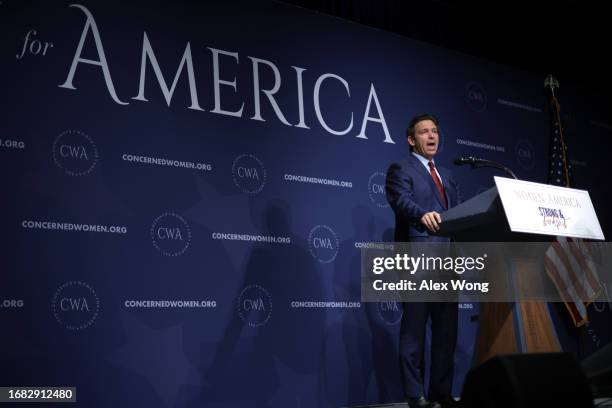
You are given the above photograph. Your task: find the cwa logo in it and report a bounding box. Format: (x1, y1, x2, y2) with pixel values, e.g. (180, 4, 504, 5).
(308, 225, 339, 263)
(515, 139, 535, 170)
(377, 301, 403, 325)
(52, 130, 98, 176)
(465, 82, 487, 113)
(52, 281, 100, 330)
(368, 172, 389, 208)
(150, 212, 192, 256)
(237, 285, 272, 327)
(232, 154, 266, 194)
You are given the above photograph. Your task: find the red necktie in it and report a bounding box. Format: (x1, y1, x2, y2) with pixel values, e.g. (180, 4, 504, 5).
(428, 161, 447, 208)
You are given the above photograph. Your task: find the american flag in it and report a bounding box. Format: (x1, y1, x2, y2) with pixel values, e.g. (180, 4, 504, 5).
(544, 236, 602, 326)
(543, 75, 602, 327)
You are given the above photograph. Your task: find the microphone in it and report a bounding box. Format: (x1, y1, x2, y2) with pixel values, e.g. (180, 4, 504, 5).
(453, 156, 518, 179)
(454, 156, 482, 165)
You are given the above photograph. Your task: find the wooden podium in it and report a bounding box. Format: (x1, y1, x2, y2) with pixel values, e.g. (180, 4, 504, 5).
(436, 186, 561, 365)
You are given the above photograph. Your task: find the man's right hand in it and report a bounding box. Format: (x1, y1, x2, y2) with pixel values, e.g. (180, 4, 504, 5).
(420, 211, 442, 233)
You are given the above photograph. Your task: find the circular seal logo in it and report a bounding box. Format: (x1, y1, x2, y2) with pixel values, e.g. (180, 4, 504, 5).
(150, 212, 192, 257)
(52, 281, 100, 330)
(237, 284, 272, 327)
(232, 154, 266, 194)
(515, 139, 535, 170)
(377, 300, 403, 326)
(52, 130, 99, 176)
(368, 172, 389, 208)
(308, 224, 339, 264)
(465, 82, 487, 113)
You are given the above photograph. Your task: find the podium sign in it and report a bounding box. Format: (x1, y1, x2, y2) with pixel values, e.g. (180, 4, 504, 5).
(494, 176, 605, 240)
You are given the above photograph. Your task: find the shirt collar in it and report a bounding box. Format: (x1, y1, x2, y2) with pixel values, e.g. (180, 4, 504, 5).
(411, 151, 435, 168)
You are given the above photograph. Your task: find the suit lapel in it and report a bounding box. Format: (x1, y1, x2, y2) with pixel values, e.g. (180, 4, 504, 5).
(408, 155, 446, 209)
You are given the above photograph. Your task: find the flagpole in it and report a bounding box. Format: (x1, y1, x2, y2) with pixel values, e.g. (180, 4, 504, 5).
(544, 75, 571, 187)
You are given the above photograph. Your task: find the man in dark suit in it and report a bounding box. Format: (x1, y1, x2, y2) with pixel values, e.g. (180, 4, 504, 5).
(385, 114, 461, 408)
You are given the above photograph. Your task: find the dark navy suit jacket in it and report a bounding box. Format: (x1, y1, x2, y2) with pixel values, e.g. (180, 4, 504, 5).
(386, 154, 462, 242)
(386, 153, 463, 399)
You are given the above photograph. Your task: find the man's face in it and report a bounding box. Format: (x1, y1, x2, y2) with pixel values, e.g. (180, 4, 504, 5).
(408, 119, 439, 160)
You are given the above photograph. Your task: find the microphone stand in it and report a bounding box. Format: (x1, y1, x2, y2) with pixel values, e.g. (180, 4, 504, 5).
(458, 157, 519, 179)
(472, 159, 518, 179)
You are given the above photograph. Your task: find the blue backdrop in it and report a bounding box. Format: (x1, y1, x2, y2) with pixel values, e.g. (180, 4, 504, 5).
(2, 1, 611, 407)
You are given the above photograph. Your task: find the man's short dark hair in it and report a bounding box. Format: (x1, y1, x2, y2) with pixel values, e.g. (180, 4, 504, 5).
(406, 113, 439, 138)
